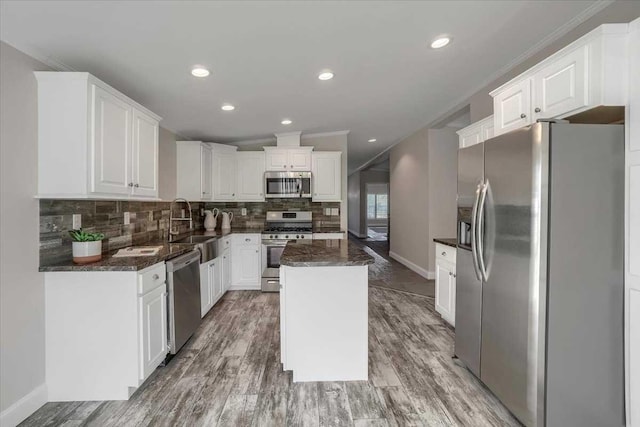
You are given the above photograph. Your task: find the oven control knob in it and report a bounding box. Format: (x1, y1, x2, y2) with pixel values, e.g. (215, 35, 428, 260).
(300, 235, 305, 239)
(296, 234, 300, 239)
(285, 235, 289, 239)
(271, 235, 275, 239)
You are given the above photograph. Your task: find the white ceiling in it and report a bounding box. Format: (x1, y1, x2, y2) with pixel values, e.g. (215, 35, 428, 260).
(0, 1, 605, 172)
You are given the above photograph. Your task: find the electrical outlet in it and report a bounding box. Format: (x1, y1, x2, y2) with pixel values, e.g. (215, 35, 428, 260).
(331, 208, 339, 216)
(148, 211, 153, 222)
(241, 208, 247, 216)
(181, 209, 185, 218)
(324, 208, 331, 216)
(72, 214, 82, 229)
(124, 212, 130, 225)
(201, 208, 205, 216)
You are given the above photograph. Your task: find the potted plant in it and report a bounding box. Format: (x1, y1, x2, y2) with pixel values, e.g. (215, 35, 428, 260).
(68, 229, 105, 264)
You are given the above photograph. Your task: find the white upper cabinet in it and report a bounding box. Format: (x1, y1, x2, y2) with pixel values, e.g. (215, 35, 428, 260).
(533, 45, 588, 120)
(176, 141, 212, 201)
(131, 108, 159, 197)
(457, 116, 494, 148)
(311, 151, 342, 201)
(212, 146, 238, 201)
(264, 147, 313, 171)
(35, 72, 161, 199)
(493, 78, 533, 136)
(201, 145, 213, 200)
(92, 85, 133, 195)
(288, 148, 313, 170)
(491, 24, 628, 137)
(236, 152, 265, 201)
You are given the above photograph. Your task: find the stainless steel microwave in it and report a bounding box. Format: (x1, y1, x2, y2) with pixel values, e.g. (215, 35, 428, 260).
(264, 171, 312, 198)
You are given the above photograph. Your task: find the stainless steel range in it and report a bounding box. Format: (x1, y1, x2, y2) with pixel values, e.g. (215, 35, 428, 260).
(261, 211, 312, 292)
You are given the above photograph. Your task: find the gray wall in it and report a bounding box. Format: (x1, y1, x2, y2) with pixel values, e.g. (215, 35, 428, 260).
(389, 127, 458, 274)
(0, 41, 49, 414)
(426, 128, 458, 271)
(390, 128, 430, 271)
(347, 172, 361, 236)
(469, 1, 640, 122)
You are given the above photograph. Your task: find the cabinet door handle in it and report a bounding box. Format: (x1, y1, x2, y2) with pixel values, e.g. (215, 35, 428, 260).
(453, 274, 456, 278)
(449, 272, 452, 276)
(245, 238, 251, 242)
(128, 182, 134, 187)
(534, 107, 541, 113)
(134, 183, 139, 188)
(290, 165, 293, 168)
(256, 250, 259, 253)
(520, 113, 527, 119)
(442, 251, 446, 256)
(152, 274, 159, 280)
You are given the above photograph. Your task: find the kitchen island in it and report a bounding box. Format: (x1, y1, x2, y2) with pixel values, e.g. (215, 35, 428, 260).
(279, 239, 374, 382)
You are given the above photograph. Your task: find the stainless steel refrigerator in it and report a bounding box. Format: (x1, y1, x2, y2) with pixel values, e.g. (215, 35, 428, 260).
(455, 121, 625, 427)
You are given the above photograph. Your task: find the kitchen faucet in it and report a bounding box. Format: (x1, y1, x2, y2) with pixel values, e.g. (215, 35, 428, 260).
(168, 198, 193, 242)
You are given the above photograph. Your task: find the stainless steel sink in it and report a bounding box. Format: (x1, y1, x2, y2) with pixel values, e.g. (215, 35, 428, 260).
(174, 235, 216, 244)
(172, 235, 219, 263)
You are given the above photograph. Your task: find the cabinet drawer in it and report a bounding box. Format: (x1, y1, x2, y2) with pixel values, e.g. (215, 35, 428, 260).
(435, 243, 456, 264)
(233, 234, 260, 245)
(138, 262, 166, 295)
(218, 236, 232, 252)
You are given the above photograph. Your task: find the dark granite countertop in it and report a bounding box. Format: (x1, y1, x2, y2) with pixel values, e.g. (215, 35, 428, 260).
(433, 238, 457, 248)
(39, 242, 196, 272)
(312, 227, 345, 234)
(39, 227, 265, 272)
(280, 239, 374, 267)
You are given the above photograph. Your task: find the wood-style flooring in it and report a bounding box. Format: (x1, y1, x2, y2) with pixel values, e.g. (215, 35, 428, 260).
(21, 277, 518, 426)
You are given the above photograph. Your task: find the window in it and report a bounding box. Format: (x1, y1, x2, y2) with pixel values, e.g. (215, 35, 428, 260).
(367, 193, 388, 219)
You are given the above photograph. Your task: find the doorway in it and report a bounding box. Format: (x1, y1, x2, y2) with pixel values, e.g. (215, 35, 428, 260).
(366, 183, 389, 241)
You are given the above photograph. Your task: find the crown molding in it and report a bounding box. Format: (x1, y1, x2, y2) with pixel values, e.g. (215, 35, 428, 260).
(301, 130, 350, 139)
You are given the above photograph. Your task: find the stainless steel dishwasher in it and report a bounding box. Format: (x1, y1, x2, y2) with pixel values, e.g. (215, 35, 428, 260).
(166, 250, 201, 355)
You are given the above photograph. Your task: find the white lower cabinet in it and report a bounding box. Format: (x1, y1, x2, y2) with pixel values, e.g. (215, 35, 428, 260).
(138, 284, 168, 380)
(222, 248, 232, 291)
(435, 244, 456, 326)
(231, 234, 262, 289)
(201, 256, 227, 317)
(45, 262, 168, 401)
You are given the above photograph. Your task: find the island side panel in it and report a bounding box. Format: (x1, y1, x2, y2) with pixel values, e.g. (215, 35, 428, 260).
(281, 265, 368, 382)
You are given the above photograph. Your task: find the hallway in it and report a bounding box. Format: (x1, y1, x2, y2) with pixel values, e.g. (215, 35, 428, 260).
(350, 235, 435, 298)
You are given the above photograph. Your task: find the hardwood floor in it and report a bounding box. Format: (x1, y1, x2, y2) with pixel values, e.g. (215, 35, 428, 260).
(21, 281, 518, 426)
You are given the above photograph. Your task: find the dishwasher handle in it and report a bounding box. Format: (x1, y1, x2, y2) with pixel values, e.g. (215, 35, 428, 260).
(166, 250, 201, 272)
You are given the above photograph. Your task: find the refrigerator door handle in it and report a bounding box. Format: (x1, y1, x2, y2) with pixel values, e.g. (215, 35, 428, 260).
(477, 180, 489, 281)
(470, 182, 482, 280)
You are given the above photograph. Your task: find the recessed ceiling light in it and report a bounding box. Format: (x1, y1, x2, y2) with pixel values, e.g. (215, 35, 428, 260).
(221, 104, 235, 111)
(191, 67, 210, 77)
(318, 71, 334, 81)
(281, 119, 292, 125)
(368, 138, 377, 143)
(430, 36, 451, 49)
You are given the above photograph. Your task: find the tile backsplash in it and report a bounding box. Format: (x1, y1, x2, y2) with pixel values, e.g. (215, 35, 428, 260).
(39, 199, 340, 265)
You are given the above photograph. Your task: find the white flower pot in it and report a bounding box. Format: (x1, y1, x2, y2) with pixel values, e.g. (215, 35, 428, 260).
(72, 240, 103, 264)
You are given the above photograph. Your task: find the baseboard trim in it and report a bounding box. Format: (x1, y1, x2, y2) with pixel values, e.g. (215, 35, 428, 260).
(0, 383, 47, 427)
(388, 251, 434, 280)
(348, 229, 367, 238)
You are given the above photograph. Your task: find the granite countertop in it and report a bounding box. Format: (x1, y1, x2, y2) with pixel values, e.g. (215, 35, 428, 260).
(312, 227, 345, 233)
(280, 239, 374, 267)
(39, 227, 265, 272)
(39, 242, 196, 272)
(433, 238, 457, 248)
